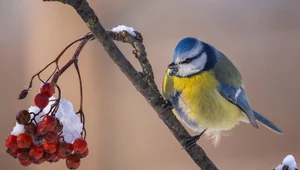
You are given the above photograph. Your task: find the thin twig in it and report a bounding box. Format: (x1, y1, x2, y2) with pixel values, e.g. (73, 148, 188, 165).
(26, 37, 84, 92)
(51, 34, 92, 84)
(107, 30, 159, 92)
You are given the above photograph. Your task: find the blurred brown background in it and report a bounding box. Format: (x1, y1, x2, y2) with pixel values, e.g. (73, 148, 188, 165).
(1, 0, 299, 170)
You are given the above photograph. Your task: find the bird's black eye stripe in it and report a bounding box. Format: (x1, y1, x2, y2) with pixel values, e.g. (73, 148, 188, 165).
(180, 50, 204, 64)
(181, 58, 193, 64)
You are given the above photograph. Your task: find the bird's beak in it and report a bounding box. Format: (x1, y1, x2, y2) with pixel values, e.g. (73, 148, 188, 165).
(168, 62, 178, 76)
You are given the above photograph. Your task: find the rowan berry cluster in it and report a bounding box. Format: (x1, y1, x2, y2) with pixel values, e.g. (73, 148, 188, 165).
(5, 83, 88, 169)
(4, 33, 93, 169)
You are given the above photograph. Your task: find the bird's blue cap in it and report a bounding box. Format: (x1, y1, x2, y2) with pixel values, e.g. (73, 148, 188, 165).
(173, 37, 203, 62)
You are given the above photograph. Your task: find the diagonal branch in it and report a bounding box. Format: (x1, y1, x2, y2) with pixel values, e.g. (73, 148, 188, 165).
(43, 0, 218, 169)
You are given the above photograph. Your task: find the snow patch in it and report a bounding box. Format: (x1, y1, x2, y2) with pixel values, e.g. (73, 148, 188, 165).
(111, 25, 136, 37)
(275, 155, 298, 170)
(11, 96, 82, 143)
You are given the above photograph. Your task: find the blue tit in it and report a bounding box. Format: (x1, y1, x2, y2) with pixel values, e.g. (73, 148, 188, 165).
(162, 37, 283, 147)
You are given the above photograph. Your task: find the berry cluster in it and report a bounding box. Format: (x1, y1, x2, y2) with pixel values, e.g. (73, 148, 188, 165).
(4, 34, 93, 169)
(5, 83, 88, 169)
(5, 133, 88, 169)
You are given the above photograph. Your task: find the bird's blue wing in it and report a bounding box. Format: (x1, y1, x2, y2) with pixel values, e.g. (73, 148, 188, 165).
(217, 75, 283, 134)
(218, 82, 258, 128)
(214, 52, 282, 133)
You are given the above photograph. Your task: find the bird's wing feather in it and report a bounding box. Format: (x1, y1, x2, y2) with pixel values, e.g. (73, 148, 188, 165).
(214, 52, 258, 128)
(253, 110, 283, 134)
(218, 83, 258, 128)
(213, 52, 243, 88)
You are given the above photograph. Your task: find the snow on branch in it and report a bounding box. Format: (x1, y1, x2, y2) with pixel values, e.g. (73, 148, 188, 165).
(275, 155, 298, 170)
(111, 25, 136, 37)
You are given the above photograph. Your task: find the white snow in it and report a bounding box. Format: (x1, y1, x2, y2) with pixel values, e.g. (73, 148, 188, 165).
(275, 155, 298, 170)
(55, 99, 83, 143)
(282, 155, 298, 169)
(11, 96, 83, 144)
(111, 25, 136, 37)
(10, 123, 25, 136)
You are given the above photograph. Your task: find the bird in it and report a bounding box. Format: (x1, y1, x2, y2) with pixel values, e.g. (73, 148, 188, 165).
(162, 37, 283, 148)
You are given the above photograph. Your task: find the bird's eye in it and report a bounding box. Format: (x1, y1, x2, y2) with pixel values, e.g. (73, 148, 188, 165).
(183, 58, 193, 64)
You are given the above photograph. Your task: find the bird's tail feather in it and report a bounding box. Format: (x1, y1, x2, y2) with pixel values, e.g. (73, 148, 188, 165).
(253, 110, 283, 134)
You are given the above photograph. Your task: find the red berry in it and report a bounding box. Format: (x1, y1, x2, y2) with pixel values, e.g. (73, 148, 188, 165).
(16, 110, 31, 124)
(5, 135, 18, 150)
(76, 147, 89, 158)
(43, 141, 57, 154)
(17, 133, 32, 149)
(32, 158, 45, 164)
(41, 115, 57, 131)
(59, 142, 73, 157)
(29, 146, 44, 160)
(40, 83, 55, 98)
(44, 131, 58, 143)
(66, 154, 81, 169)
(45, 152, 58, 163)
(73, 138, 88, 154)
(17, 151, 30, 162)
(34, 93, 49, 108)
(19, 159, 32, 167)
(24, 123, 37, 136)
(6, 148, 19, 158)
(56, 149, 66, 159)
(37, 122, 48, 135)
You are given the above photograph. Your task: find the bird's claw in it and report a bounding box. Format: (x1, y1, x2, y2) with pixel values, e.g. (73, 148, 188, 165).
(182, 129, 207, 150)
(162, 99, 173, 110)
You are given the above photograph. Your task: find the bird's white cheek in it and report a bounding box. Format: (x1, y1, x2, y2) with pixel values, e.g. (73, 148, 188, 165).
(194, 53, 207, 71)
(176, 65, 199, 77)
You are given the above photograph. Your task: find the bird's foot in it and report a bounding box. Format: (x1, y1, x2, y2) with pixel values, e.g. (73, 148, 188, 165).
(182, 129, 207, 150)
(162, 99, 173, 110)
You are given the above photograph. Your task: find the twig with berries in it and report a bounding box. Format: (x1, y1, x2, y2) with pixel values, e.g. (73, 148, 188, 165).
(5, 33, 93, 169)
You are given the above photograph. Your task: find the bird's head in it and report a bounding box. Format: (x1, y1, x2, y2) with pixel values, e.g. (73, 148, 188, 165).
(168, 37, 217, 77)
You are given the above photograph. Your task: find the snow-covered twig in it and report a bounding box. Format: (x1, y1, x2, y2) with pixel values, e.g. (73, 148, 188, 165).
(111, 25, 136, 37)
(108, 26, 158, 92)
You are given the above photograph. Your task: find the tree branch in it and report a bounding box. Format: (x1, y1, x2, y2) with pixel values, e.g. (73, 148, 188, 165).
(43, 0, 218, 169)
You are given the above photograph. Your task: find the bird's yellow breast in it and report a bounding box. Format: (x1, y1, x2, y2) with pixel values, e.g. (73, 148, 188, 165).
(162, 70, 243, 131)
